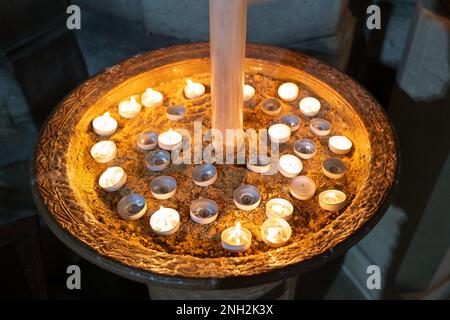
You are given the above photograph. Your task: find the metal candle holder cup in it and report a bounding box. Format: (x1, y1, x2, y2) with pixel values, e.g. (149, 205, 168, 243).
(233, 185, 260, 211)
(280, 114, 300, 132)
(117, 193, 147, 220)
(166, 105, 187, 121)
(310, 118, 331, 136)
(261, 98, 282, 116)
(319, 190, 346, 212)
(150, 175, 177, 200)
(136, 131, 158, 151)
(289, 175, 317, 200)
(145, 149, 170, 171)
(246, 155, 271, 174)
(190, 198, 219, 224)
(322, 157, 347, 179)
(293, 139, 317, 159)
(192, 164, 217, 187)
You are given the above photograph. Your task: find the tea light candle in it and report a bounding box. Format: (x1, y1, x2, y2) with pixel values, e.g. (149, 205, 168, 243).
(246, 155, 271, 174)
(278, 82, 299, 102)
(184, 79, 205, 99)
(92, 112, 117, 136)
(260, 217, 292, 248)
(136, 131, 158, 151)
(221, 222, 252, 252)
(268, 123, 291, 144)
(322, 157, 347, 179)
(145, 149, 170, 171)
(166, 105, 186, 121)
(299, 97, 321, 117)
(289, 175, 316, 200)
(261, 98, 282, 116)
(190, 198, 219, 224)
(319, 190, 346, 212)
(278, 154, 302, 178)
(293, 139, 317, 159)
(310, 118, 331, 136)
(150, 175, 177, 199)
(329, 135, 352, 155)
(192, 164, 217, 187)
(243, 84, 255, 101)
(118, 96, 141, 118)
(98, 166, 127, 192)
(233, 185, 260, 211)
(90, 141, 117, 163)
(150, 206, 180, 236)
(280, 114, 300, 132)
(158, 128, 183, 151)
(266, 198, 293, 220)
(117, 193, 147, 220)
(141, 88, 163, 108)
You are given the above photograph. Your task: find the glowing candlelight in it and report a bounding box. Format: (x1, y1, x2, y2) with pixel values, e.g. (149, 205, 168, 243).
(90, 141, 117, 163)
(92, 112, 117, 136)
(266, 198, 293, 220)
(118, 96, 141, 118)
(293, 139, 317, 160)
(233, 185, 260, 211)
(278, 82, 299, 102)
(310, 118, 331, 136)
(141, 88, 163, 108)
(261, 98, 282, 116)
(299, 97, 321, 117)
(190, 198, 219, 224)
(329, 135, 352, 155)
(158, 128, 183, 151)
(150, 206, 180, 236)
(280, 114, 300, 132)
(243, 84, 255, 101)
(278, 154, 302, 178)
(319, 190, 346, 212)
(322, 157, 347, 179)
(98, 166, 127, 192)
(268, 123, 291, 144)
(221, 222, 252, 252)
(260, 218, 292, 248)
(289, 175, 316, 200)
(136, 131, 158, 151)
(184, 79, 205, 99)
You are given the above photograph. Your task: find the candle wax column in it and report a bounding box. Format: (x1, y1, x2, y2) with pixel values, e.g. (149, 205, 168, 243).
(210, 0, 246, 145)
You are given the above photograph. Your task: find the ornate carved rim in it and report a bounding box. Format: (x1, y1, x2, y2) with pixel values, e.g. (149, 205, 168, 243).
(31, 43, 398, 289)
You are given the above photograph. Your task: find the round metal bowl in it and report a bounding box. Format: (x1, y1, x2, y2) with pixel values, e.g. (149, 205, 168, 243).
(31, 43, 398, 289)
